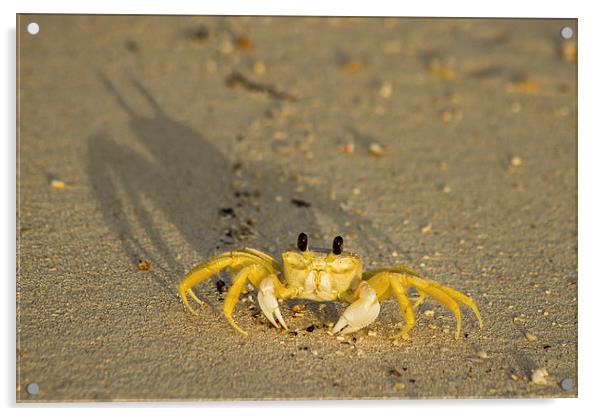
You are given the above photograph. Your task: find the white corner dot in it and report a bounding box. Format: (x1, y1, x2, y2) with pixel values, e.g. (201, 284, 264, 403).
(27, 22, 40, 35)
(26, 383, 39, 395)
(560, 26, 573, 40)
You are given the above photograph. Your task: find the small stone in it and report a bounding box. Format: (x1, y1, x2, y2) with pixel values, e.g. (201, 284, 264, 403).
(562, 41, 577, 62)
(423, 310, 435, 317)
(524, 331, 538, 341)
(235, 34, 254, 51)
(339, 142, 355, 153)
(291, 304, 305, 312)
(50, 179, 66, 189)
(442, 185, 451, 193)
(394, 382, 406, 391)
(378, 82, 393, 98)
(352, 187, 361, 196)
(368, 142, 386, 157)
(507, 77, 539, 93)
(428, 58, 455, 81)
(420, 223, 432, 233)
(530, 368, 550, 385)
(253, 61, 266, 76)
(336, 336, 345, 341)
(137, 259, 151, 271)
(477, 350, 489, 359)
(510, 156, 523, 166)
(367, 330, 377, 337)
(343, 59, 362, 75)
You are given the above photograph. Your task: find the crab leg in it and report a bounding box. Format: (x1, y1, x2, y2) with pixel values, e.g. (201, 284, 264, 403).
(388, 276, 416, 338)
(333, 281, 381, 335)
(223, 265, 266, 336)
(400, 276, 464, 338)
(178, 249, 279, 316)
(417, 279, 483, 329)
(364, 271, 417, 337)
(179, 254, 233, 316)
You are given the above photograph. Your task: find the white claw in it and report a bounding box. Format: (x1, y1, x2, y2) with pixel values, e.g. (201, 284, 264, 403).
(333, 283, 380, 335)
(258, 278, 288, 330)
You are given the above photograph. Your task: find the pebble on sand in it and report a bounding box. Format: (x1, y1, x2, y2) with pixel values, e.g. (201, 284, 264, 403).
(50, 179, 67, 189)
(378, 82, 393, 98)
(235, 35, 254, 51)
(510, 156, 524, 167)
(339, 142, 355, 153)
(530, 368, 550, 385)
(394, 382, 406, 391)
(137, 259, 151, 271)
(343, 59, 363, 75)
(524, 331, 538, 342)
(428, 58, 455, 81)
(368, 142, 386, 157)
(420, 223, 433, 233)
(291, 304, 306, 312)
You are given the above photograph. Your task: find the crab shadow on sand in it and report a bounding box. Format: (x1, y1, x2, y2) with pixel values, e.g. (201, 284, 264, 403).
(86, 74, 394, 316)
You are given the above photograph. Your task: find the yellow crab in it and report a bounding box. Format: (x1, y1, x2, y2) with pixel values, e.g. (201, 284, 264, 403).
(178, 233, 483, 338)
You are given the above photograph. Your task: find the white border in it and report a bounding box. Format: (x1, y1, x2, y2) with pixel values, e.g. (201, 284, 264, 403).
(3, 1, 599, 416)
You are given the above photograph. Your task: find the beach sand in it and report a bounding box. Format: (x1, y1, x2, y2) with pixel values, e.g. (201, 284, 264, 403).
(17, 15, 577, 401)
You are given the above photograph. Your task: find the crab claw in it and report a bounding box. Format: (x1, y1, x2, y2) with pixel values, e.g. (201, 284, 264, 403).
(333, 282, 380, 335)
(257, 278, 288, 330)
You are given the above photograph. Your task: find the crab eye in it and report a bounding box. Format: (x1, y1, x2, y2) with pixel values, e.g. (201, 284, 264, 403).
(332, 236, 343, 255)
(297, 232, 308, 252)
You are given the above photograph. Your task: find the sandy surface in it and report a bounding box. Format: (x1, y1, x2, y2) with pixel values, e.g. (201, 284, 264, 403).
(16, 15, 577, 401)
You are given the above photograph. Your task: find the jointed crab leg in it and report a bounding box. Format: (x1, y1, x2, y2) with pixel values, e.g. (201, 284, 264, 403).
(389, 276, 415, 338)
(178, 249, 279, 316)
(405, 275, 483, 332)
(224, 265, 267, 336)
(365, 269, 483, 339)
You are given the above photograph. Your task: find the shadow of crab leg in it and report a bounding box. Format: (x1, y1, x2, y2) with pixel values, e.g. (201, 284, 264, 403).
(405, 276, 462, 339)
(224, 265, 266, 336)
(423, 280, 483, 329)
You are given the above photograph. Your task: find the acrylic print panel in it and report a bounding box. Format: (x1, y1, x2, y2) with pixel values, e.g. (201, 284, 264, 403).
(16, 14, 577, 401)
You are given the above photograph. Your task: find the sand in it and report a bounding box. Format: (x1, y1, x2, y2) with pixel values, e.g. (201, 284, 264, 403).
(16, 15, 577, 401)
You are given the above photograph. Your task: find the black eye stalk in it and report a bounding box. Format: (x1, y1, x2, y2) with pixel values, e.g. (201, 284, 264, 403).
(297, 232, 308, 252)
(332, 236, 343, 255)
